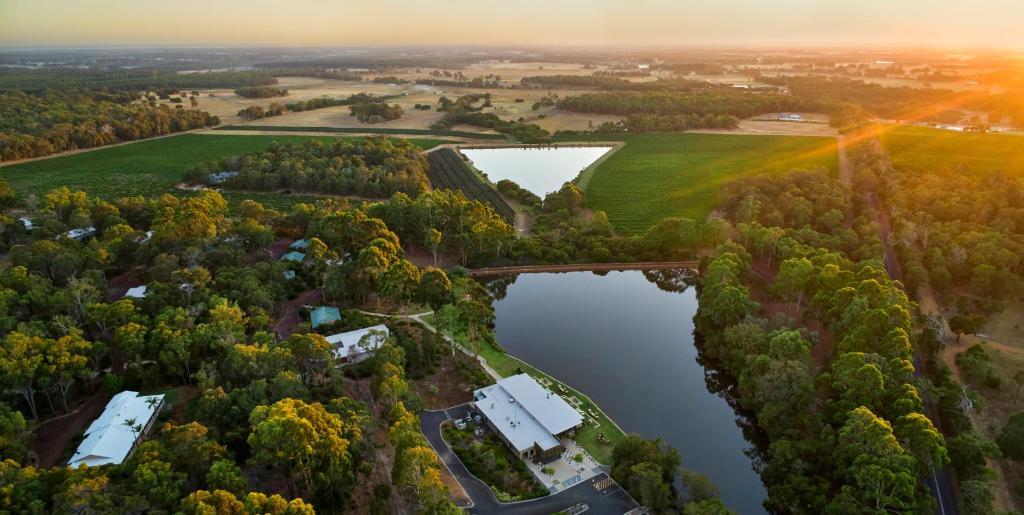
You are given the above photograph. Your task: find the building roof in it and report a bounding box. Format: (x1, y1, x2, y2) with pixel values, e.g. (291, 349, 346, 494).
(310, 306, 341, 328)
(18, 217, 34, 230)
(69, 391, 165, 468)
(208, 171, 239, 184)
(289, 238, 310, 250)
(326, 324, 389, 360)
(124, 285, 148, 299)
(474, 374, 583, 453)
(65, 227, 97, 240)
(280, 251, 306, 262)
(282, 270, 296, 280)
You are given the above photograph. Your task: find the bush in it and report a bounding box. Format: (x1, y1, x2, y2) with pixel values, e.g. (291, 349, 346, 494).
(997, 411, 1024, 461)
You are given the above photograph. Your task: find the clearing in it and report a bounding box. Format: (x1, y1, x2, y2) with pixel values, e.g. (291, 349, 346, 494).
(880, 125, 1024, 177)
(559, 133, 839, 233)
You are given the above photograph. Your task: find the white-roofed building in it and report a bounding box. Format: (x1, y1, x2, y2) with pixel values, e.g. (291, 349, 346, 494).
(325, 324, 390, 363)
(124, 285, 148, 299)
(472, 374, 583, 463)
(68, 391, 165, 468)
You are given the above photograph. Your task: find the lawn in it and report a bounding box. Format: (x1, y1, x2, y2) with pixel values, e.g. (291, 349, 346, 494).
(0, 134, 451, 208)
(880, 125, 1024, 177)
(556, 133, 839, 234)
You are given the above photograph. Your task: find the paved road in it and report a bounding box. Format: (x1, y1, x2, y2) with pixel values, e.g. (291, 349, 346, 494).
(421, 407, 640, 514)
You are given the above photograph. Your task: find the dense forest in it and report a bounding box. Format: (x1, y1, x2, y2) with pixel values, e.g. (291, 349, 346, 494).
(556, 90, 814, 119)
(851, 139, 1024, 321)
(0, 90, 219, 161)
(0, 68, 278, 93)
(0, 181, 525, 513)
(698, 167, 954, 512)
(184, 137, 431, 198)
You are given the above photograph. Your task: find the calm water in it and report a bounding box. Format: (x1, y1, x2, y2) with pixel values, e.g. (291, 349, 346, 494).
(487, 271, 768, 514)
(461, 146, 612, 197)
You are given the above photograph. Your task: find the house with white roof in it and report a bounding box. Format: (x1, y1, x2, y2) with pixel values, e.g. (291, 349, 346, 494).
(63, 227, 97, 241)
(325, 324, 390, 363)
(124, 285, 148, 299)
(472, 374, 583, 463)
(68, 391, 165, 468)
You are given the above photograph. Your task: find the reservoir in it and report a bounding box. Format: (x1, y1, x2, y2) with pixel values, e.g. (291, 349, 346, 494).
(461, 145, 612, 197)
(486, 270, 768, 514)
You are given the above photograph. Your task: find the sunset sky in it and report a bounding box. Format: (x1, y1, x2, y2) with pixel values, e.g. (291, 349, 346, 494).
(1, 0, 1023, 49)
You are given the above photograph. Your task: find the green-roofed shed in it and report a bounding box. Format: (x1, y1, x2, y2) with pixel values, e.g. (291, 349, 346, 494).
(280, 251, 306, 262)
(310, 307, 341, 328)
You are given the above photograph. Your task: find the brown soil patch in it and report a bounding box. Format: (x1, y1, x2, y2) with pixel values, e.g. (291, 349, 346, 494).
(107, 269, 144, 301)
(405, 243, 458, 270)
(274, 289, 323, 338)
(33, 392, 110, 468)
(748, 256, 835, 363)
(412, 355, 475, 410)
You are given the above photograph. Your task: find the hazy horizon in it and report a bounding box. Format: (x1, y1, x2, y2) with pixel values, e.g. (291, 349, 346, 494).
(2, 0, 1023, 51)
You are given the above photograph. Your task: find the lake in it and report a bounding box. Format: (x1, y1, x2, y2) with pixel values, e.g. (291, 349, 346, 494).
(486, 270, 768, 514)
(461, 145, 612, 197)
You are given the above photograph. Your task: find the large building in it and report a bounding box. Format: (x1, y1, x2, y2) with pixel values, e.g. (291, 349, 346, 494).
(68, 391, 165, 468)
(473, 374, 583, 463)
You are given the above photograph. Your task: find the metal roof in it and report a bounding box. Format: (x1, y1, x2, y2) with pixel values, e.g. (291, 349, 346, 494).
(325, 324, 389, 360)
(310, 306, 341, 328)
(68, 391, 164, 468)
(474, 374, 583, 453)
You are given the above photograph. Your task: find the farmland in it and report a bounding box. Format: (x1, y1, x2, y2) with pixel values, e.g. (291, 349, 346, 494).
(0, 134, 449, 209)
(425, 148, 516, 223)
(560, 133, 839, 233)
(880, 125, 1024, 177)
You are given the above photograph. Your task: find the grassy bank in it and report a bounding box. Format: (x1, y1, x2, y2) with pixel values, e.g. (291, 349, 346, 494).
(555, 132, 839, 233)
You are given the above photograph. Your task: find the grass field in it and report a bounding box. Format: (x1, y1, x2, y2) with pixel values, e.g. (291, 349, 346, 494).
(0, 134, 450, 210)
(558, 133, 838, 233)
(880, 125, 1024, 177)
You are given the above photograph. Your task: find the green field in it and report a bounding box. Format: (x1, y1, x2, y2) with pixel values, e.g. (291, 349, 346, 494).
(559, 133, 838, 234)
(880, 125, 1024, 177)
(0, 134, 450, 210)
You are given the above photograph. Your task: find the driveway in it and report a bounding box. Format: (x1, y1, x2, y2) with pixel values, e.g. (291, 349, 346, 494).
(421, 406, 640, 514)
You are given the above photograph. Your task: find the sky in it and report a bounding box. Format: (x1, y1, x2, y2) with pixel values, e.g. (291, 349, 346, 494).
(1, 0, 1023, 49)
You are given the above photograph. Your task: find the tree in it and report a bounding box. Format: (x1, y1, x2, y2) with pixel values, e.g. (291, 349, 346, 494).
(417, 268, 453, 311)
(46, 329, 92, 411)
(458, 299, 493, 358)
(832, 407, 918, 513)
(434, 304, 462, 357)
(281, 333, 333, 386)
(424, 228, 442, 266)
(996, 411, 1024, 461)
(773, 257, 814, 309)
(948, 314, 983, 342)
(0, 332, 45, 420)
(247, 398, 355, 500)
(207, 460, 248, 495)
(380, 260, 421, 314)
(0, 402, 32, 462)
